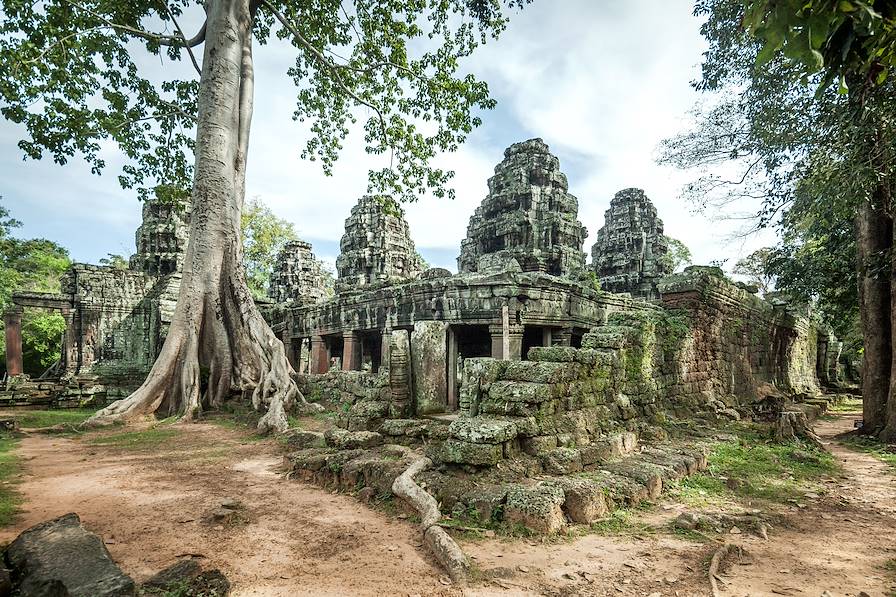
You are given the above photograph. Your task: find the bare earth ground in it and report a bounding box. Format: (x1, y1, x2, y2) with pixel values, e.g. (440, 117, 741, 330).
(0, 410, 893, 596)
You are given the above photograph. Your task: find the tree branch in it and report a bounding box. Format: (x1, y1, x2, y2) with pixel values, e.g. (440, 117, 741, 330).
(66, 0, 207, 48)
(258, 0, 388, 138)
(164, 4, 203, 75)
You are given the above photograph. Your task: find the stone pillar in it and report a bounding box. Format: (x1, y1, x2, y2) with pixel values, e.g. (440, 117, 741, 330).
(553, 327, 573, 347)
(4, 308, 23, 377)
(310, 335, 328, 374)
(342, 331, 361, 371)
(542, 328, 553, 348)
(489, 323, 523, 361)
(447, 327, 459, 411)
(60, 307, 77, 374)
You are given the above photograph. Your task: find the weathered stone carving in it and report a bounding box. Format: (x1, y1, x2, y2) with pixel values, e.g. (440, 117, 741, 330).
(458, 138, 587, 277)
(336, 195, 424, 292)
(268, 240, 328, 305)
(591, 188, 670, 298)
(129, 198, 191, 276)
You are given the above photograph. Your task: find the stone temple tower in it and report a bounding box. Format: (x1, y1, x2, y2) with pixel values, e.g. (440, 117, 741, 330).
(129, 198, 191, 275)
(591, 188, 670, 298)
(336, 195, 424, 292)
(458, 138, 587, 276)
(268, 240, 328, 305)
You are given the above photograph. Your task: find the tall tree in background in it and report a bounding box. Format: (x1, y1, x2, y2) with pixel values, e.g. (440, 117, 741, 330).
(738, 0, 896, 439)
(732, 248, 774, 295)
(241, 197, 297, 299)
(662, 0, 896, 439)
(1, 0, 527, 432)
(0, 200, 71, 377)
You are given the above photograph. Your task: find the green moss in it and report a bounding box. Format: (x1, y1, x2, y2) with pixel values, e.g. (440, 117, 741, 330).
(587, 509, 654, 537)
(678, 425, 839, 504)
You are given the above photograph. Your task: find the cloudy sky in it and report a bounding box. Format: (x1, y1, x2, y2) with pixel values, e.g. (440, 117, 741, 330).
(1, 1, 776, 274)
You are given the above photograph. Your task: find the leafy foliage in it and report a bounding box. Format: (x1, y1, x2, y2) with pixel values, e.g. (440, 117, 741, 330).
(660, 236, 692, 273)
(0, 199, 71, 376)
(1, 0, 530, 204)
(661, 0, 896, 342)
(240, 197, 298, 299)
(743, 0, 896, 91)
(732, 247, 774, 294)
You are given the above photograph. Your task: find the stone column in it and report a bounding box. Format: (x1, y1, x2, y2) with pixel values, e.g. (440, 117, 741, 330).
(60, 307, 77, 374)
(542, 328, 553, 348)
(310, 335, 328, 374)
(447, 326, 459, 410)
(282, 331, 297, 369)
(489, 323, 523, 360)
(4, 308, 23, 377)
(342, 331, 361, 371)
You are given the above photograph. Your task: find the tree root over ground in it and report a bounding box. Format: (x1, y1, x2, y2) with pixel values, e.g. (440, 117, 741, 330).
(708, 543, 744, 597)
(392, 456, 470, 583)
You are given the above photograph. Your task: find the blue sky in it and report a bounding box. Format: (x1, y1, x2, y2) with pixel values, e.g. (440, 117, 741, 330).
(1, 1, 776, 274)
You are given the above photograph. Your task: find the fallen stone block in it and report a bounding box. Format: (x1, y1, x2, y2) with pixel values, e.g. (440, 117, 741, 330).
(436, 439, 504, 466)
(504, 483, 566, 534)
(4, 513, 135, 597)
(285, 430, 326, 449)
(553, 477, 609, 524)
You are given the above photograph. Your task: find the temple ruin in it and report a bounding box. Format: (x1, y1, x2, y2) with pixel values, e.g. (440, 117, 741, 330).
(1, 138, 846, 535)
(591, 188, 670, 298)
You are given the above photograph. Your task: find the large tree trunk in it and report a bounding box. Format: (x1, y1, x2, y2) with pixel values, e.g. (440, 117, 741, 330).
(856, 196, 892, 435)
(88, 0, 315, 433)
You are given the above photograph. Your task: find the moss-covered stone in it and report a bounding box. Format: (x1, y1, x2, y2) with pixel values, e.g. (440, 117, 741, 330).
(448, 416, 518, 444)
(436, 439, 504, 466)
(504, 483, 567, 534)
(539, 447, 583, 475)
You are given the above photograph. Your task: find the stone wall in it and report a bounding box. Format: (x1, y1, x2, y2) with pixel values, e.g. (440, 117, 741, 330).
(429, 267, 824, 469)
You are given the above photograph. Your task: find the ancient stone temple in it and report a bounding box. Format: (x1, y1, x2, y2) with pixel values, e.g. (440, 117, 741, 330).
(458, 138, 587, 276)
(335, 195, 424, 292)
(591, 188, 670, 298)
(268, 240, 328, 305)
(129, 199, 191, 275)
(2, 197, 187, 405)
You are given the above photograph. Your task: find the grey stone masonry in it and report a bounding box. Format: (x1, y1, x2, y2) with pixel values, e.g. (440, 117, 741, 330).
(336, 195, 424, 292)
(458, 138, 588, 277)
(129, 198, 191, 276)
(268, 240, 328, 305)
(591, 188, 669, 298)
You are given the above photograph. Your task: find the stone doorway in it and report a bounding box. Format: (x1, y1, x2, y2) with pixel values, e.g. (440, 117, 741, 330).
(447, 325, 491, 412)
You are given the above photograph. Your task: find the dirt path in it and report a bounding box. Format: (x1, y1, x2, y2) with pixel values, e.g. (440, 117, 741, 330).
(715, 413, 896, 597)
(2, 412, 893, 596)
(0, 422, 456, 596)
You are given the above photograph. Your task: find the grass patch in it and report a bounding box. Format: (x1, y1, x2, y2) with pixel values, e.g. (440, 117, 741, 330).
(587, 509, 655, 537)
(88, 426, 180, 451)
(671, 424, 839, 505)
(0, 432, 21, 527)
(841, 436, 896, 472)
(826, 397, 863, 413)
(12, 408, 100, 429)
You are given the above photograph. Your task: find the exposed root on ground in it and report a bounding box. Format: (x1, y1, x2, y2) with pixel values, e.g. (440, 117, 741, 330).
(392, 456, 470, 583)
(709, 544, 743, 597)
